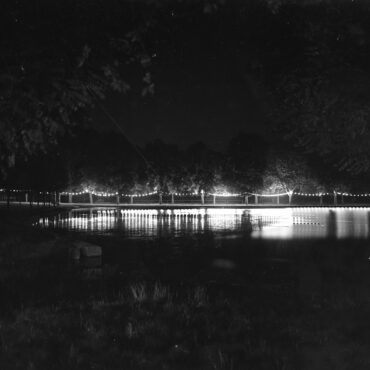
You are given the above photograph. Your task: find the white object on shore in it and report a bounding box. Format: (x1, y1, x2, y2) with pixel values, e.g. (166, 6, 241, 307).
(212, 258, 236, 270)
(72, 241, 102, 258)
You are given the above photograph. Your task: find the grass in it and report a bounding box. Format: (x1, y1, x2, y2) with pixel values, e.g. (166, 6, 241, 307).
(0, 284, 256, 369)
(2, 280, 370, 369)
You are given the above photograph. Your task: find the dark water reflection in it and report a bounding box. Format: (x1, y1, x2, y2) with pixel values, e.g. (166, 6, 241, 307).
(37, 207, 370, 239)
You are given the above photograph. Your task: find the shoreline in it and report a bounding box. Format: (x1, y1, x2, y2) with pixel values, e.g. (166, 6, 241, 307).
(1, 201, 369, 209)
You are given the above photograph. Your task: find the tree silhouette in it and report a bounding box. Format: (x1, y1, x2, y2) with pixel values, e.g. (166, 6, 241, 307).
(0, 0, 152, 175)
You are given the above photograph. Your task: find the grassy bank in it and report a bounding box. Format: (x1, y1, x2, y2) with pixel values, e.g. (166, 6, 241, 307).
(2, 280, 370, 370)
(0, 205, 70, 260)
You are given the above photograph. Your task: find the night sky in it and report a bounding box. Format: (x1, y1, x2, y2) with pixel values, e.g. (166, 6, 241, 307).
(90, 2, 293, 149)
(88, 0, 370, 150)
(92, 62, 267, 150)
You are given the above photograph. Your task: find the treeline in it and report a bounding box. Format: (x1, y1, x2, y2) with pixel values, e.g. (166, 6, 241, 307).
(2, 129, 367, 194)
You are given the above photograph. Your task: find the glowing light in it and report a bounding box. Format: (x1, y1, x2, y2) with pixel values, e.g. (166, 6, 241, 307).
(121, 191, 157, 197)
(37, 207, 370, 240)
(249, 191, 289, 197)
(211, 192, 242, 197)
(4, 187, 370, 201)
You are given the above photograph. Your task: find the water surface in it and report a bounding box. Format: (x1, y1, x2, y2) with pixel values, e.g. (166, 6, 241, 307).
(37, 207, 370, 239)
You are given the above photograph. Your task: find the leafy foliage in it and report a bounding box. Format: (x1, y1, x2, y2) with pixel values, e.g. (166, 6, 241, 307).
(270, 2, 370, 174)
(276, 70, 370, 174)
(262, 149, 320, 193)
(0, 0, 153, 175)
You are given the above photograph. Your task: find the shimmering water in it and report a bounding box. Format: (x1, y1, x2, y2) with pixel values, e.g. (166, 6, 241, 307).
(36, 207, 370, 239)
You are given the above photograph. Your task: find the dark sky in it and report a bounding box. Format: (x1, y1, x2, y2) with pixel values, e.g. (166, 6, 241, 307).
(92, 62, 269, 150)
(85, 0, 370, 150)
(91, 2, 283, 149)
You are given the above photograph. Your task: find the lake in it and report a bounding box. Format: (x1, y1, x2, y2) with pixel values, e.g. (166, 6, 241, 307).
(29, 206, 370, 308)
(37, 207, 370, 240)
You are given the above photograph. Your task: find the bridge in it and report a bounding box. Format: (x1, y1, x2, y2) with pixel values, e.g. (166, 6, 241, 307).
(1, 189, 370, 208)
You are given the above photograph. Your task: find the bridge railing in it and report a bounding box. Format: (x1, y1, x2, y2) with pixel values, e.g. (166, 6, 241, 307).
(2, 189, 370, 206)
(56, 192, 293, 205)
(0, 189, 57, 206)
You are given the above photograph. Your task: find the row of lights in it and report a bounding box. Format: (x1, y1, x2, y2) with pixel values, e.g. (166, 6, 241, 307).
(0, 188, 206, 197)
(59, 190, 159, 197)
(336, 192, 370, 197)
(0, 189, 54, 195)
(295, 192, 370, 197)
(295, 192, 332, 196)
(4, 188, 370, 198)
(210, 192, 244, 197)
(62, 190, 288, 197)
(248, 191, 291, 198)
(60, 190, 203, 197)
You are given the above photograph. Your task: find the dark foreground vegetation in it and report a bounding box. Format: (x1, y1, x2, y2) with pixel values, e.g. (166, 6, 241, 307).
(2, 207, 370, 369)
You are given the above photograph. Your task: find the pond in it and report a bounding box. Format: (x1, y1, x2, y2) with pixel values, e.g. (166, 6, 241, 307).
(28, 206, 370, 308)
(31, 206, 370, 288)
(37, 207, 370, 240)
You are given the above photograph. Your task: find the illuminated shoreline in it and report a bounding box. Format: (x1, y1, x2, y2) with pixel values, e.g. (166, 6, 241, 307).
(4, 201, 370, 209)
(36, 207, 370, 240)
(40, 203, 370, 209)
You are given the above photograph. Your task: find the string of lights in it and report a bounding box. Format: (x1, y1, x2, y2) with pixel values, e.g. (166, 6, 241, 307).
(0, 189, 30, 193)
(59, 190, 199, 197)
(0, 189, 52, 195)
(336, 192, 370, 197)
(210, 192, 243, 197)
(172, 192, 199, 196)
(248, 191, 292, 198)
(121, 191, 158, 197)
(294, 192, 370, 197)
(60, 191, 89, 196)
(294, 192, 331, 196)
(3, 188, 370, 198)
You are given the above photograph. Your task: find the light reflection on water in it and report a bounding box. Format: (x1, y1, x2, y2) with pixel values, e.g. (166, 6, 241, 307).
(36, 207, 370, 239)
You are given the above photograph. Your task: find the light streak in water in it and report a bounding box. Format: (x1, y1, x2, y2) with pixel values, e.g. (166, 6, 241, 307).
(37, 207, 370, 239)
